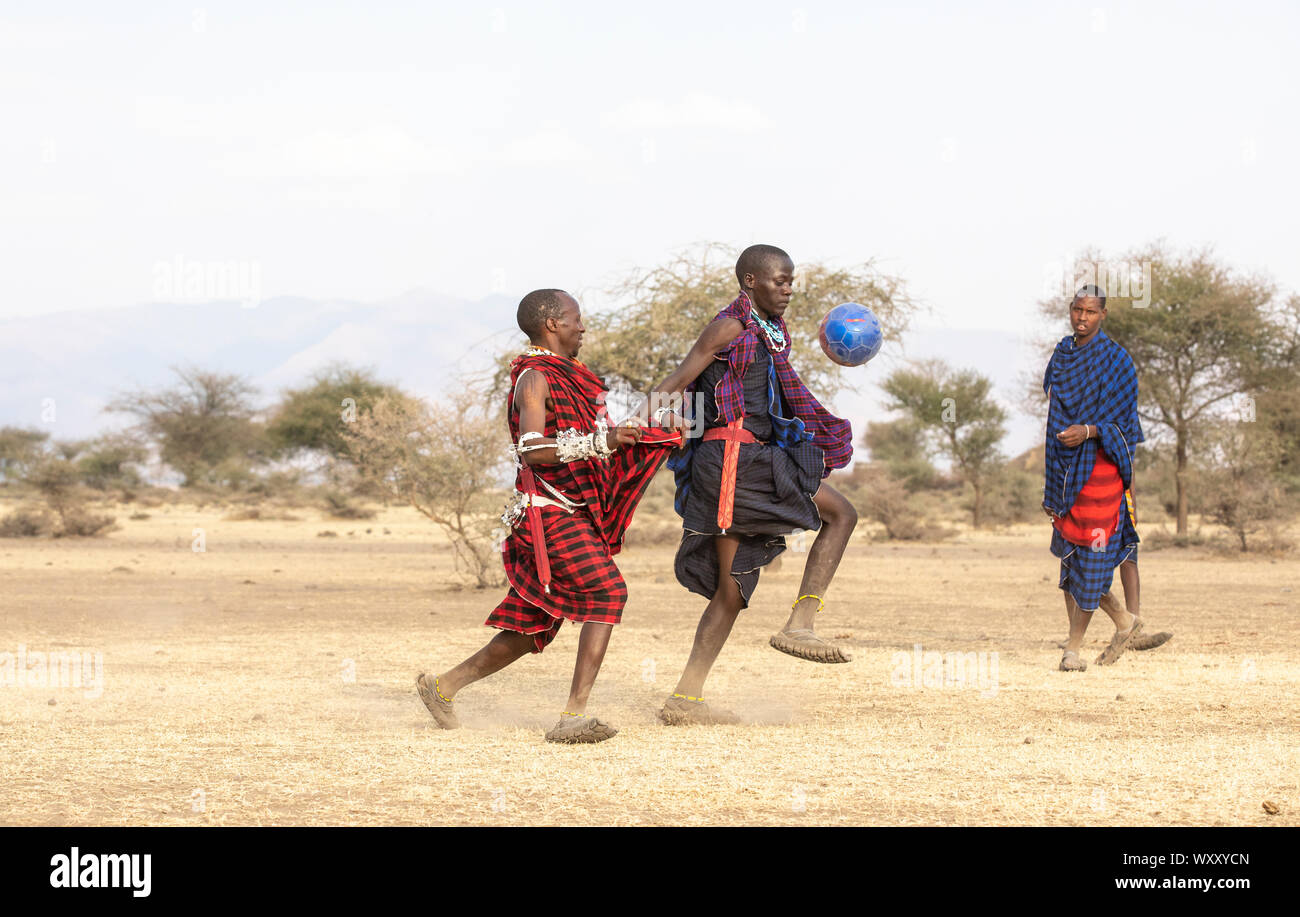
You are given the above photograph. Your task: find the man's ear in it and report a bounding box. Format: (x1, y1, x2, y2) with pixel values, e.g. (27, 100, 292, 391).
(740, 272, 754, 291)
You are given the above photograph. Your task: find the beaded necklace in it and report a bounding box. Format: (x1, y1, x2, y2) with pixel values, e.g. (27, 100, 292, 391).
(751, 309, 786, 350)
(521, 345, 583, 364)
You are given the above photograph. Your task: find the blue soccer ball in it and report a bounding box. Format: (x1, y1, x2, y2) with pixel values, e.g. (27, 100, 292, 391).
(818, 302, 882, 367)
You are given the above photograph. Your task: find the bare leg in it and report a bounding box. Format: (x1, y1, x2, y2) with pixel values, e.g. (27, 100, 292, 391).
(673, 534, 744, 698)
(1059, 592, 1093, 671)
(438, 630, 535, 698)
(562, 621, 613, 715)
(1098, 591, 1136, 633)
(659, 535, 745, 725)
(1063, 592, 1093, 652)
(1119, 558, 1172, 651)
(1095, 559, 1146, 665)
(769, 484, 856, 663)
(418, 629, 534, 729)
(785, 483, 858, 630)
(544, 621, 621, 743)
(1118, 559, 1139, 615)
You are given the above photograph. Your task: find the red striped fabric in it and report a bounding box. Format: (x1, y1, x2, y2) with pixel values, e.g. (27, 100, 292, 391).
(489, 352, 679, 651)
(1053, 449, 1123, 547)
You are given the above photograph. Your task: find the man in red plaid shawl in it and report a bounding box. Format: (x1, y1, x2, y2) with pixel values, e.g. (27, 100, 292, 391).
(651, 245, 859, 725)
(418, 289, 679, 743)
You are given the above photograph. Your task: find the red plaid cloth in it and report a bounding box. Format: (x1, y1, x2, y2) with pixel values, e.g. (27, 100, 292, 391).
(486, 351, 679, 651)
(714, 292, 853, 475)
(505, 351, 678, 550)
(488, 506, 628, 652)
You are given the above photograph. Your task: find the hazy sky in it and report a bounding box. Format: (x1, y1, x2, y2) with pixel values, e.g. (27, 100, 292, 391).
(2, 1, 1297, 330)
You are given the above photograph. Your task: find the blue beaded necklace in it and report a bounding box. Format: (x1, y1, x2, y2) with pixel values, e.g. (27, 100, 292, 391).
(752, 309, 786, 350)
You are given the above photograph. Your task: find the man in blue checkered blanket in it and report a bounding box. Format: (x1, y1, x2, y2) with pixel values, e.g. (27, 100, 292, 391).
(1043, 285, 1173, 671)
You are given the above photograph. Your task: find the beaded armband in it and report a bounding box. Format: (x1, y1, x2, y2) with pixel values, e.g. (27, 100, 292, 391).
(555, 428, 595, 463)
(514, 430, 549, 455)
(554, 427, 614, 463)
(592, 425, 615, 459)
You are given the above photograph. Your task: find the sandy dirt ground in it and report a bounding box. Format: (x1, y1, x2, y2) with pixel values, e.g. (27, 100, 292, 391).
(1, 502, 1296, 826)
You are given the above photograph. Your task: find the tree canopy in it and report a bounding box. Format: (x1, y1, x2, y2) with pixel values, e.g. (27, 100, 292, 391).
(265, 363, 406, 461)
(105, 366, 266, 487)
(495, 242, 919, 405)
(880, 360, 1007, 527)
(1034, 245, 1300, 533)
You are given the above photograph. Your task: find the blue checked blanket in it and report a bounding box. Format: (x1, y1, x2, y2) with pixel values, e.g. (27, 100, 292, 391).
(1043, 329, 1144, 609)
(1042, 329, 1144, 517)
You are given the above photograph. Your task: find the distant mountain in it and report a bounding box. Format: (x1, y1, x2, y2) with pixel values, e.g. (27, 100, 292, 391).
(0, 290, 522, 440)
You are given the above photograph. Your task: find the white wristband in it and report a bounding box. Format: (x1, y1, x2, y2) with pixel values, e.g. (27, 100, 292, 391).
(555, 428, 613, 463)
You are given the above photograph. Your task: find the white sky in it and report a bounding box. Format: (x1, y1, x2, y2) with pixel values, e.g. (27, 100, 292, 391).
(1, 1, 1297, 330)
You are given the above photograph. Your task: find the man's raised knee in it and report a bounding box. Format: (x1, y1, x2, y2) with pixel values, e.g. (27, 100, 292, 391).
(840, 500, 859, 530)
(824, 494, 858, 530)
(713, 574, 741, 604)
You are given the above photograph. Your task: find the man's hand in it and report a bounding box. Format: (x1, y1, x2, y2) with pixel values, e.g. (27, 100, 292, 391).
(605, 422, 644, 451)
(1055, 424, 1091, 448)
(1042, 502, 1060, 520)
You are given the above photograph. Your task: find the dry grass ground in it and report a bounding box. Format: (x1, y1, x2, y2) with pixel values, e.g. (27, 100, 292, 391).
(1, 501, 1296, 826)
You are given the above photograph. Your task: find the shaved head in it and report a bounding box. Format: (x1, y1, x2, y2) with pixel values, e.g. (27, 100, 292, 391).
(736, 244, 792, 287)
(1073, 284, 1107, 308)
(517, 289, 569, 340)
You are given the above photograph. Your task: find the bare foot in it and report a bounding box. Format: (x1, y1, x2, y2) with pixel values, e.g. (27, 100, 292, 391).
(544, 714, 618, 744)
(769, 628, 851, 664)
(416, 673, 460, 729)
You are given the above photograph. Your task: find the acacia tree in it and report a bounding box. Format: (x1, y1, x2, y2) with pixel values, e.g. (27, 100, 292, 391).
(16, 454, 116, 536)
(1253, 294, 1300, 492)
(1196, 421, 1292, 551)
(495, 242, 919, 404)
(881, 360, 1007, 527)
(106, 367, 267, 487)
(1034, 246, 1298, 534)
(266, 363, 406, 462)
(75, 433, 148, 491)
(0, 427, 50, 483)
(861, 418, 940, 491)
(344, 387, 509, 588)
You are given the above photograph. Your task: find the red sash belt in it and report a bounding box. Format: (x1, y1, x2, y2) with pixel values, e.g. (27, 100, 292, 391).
(702, 425, 765, 446)
(704, 420, 766, 532)
(517, 462, 553, 593)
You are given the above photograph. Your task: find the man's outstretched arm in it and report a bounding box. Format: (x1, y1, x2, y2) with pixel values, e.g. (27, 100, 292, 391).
(636, 317, 744, 427)
(654, 317, 744, 396)
(513, 370, 641, 466)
